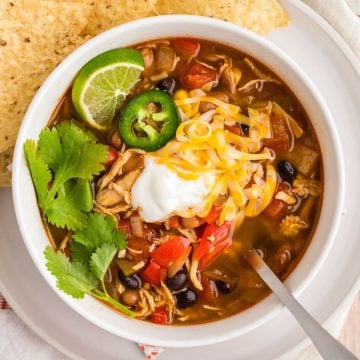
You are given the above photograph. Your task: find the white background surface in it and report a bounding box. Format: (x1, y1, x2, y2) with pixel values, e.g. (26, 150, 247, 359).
(1, 0, 360, 359)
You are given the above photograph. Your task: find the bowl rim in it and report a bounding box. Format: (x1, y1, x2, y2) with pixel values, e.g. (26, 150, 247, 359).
(12, 15, 345, 347)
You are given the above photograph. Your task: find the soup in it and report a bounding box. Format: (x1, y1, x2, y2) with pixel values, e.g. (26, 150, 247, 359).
(24, 38, 322, 325)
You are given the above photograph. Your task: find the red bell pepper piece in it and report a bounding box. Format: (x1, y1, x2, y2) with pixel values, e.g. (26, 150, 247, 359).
(151, 236, 191, 267)
(173, 38, 200, 58)
(150, 306, 170, 325)
(141, 261, 167, 285)
(181, 63, 217, 90)
(199, 237, 232, 271)
(204, 205, 222, 224)
(194, 222, 231, 263)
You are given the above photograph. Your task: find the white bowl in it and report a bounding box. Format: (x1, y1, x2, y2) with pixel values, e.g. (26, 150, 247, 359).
(12, 15, 344, 348)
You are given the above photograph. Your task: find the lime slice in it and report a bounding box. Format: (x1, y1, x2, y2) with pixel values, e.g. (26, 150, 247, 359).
(72, 49, 144, 130)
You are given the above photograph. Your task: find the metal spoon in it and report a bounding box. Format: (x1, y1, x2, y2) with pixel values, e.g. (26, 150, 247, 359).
(246, 250, 358, 360)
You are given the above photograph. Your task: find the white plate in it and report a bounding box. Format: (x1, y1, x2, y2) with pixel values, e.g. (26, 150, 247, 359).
(1, 1, 360, 358)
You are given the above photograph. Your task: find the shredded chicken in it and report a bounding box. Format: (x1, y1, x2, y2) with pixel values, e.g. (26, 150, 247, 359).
(135, 282, 175, 320)
(95, 202, 132, 215)
(292, 179, 322, 197)
(96, 189, 123, 207)
(126, 246, 143, 255)
(244, 57, 281, 84)
(219, 62, 241, 93)
(115, 169, 142, 191)
(116, 279, 126, 295)
(275, 191, 297, 205)
(175, 309, 192, 322)
(117, 249, 126, 259)
(189, 259, 203, 290)
(59, 231, 72, 252)
(280, 215, 309, 237)
(177, 228, 197, 242)
(108, 183, 131, 203)
(96, 150, 145, 216)
(97, 150, 133, 190)
(202, 305, 222, 311)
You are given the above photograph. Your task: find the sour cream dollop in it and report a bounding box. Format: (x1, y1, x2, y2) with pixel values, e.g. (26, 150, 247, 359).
(131, 157, 215, 222)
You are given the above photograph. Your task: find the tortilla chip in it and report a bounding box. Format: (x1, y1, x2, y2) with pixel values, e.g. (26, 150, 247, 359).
(0, 147, 13, 187)
(154, 0, 289, 35)
(85, 0, 157, 35)
(0, 0, 92, 153)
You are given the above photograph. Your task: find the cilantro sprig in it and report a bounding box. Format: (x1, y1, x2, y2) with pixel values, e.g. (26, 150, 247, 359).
(45, 213, 134, 317)
(24, 121, 108, 230)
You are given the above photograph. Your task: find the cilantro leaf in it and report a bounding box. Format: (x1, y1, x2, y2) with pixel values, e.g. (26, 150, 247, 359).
(90, 243, 117, 284)
(24, 121, 108, 230)
(24, 140, 52, 208)
(45, 179, 93, 229)
(44, 246, 97, 299)
(44, 213, 134, 317)
(71, 213, 126, 263)
(70, 242, 93, 267)
(38, 127, 63, 172)
(53, 121, 107, 183)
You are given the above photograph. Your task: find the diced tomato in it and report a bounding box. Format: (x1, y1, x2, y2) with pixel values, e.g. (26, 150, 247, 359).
(151, 236, 191, 267)
(141, 261, 167, 285)
(181, 63, 218, 90)
(117, 219, 131, 238)
(200, 275, 218, 304)
(104, 146, 119, 167)
(263, 115, 290, 153)
(173, 38, 200, 58)
(263, 136, 290, 153)
(204, 205, 223, 224)
(263, 182, 290, 218)
(168, 216, 180, 229)
(150, 306, 170, 325)
(199, 237, 232, 270)
(194, 222, 231, 262)
(127, 236, 151, 262)
(224, 124, 241, 136)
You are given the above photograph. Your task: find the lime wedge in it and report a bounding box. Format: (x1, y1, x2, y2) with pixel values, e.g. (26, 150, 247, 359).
(72, 49, 144, 130)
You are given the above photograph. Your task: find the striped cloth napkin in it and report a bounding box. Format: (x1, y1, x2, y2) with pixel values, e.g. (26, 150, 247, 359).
(1, 1, 359, 360)
(0, 292, 163, 358)
(0, 294, 11, 310)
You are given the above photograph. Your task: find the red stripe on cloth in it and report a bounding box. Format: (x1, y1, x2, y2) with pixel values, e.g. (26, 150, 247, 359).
(0, 293, 11, 309)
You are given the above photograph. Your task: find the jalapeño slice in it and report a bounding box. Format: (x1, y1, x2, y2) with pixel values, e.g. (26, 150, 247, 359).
(118, 89, 180, 151)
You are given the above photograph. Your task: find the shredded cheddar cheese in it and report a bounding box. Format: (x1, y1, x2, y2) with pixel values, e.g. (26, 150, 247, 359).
(151, 89, 279, 225)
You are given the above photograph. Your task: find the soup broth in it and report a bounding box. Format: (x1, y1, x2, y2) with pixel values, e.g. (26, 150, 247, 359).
(33, 38, 322, 325)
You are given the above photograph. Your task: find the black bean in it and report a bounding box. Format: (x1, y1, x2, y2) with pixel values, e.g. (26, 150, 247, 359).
(277, 161, 296, 182)
(166, 270, 188, 291)
(118, 270, 142, 289)
(175, 289, 197, 309)
(156, 77, 177, 95)
(215, 280, 235, 294)
(241, 124, 249, 135)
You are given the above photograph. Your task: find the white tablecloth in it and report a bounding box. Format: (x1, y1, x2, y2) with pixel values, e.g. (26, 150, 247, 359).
(1, 1, 359, 359)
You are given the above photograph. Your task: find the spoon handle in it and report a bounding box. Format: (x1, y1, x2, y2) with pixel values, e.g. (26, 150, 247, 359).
(247, 250, 358, 360)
